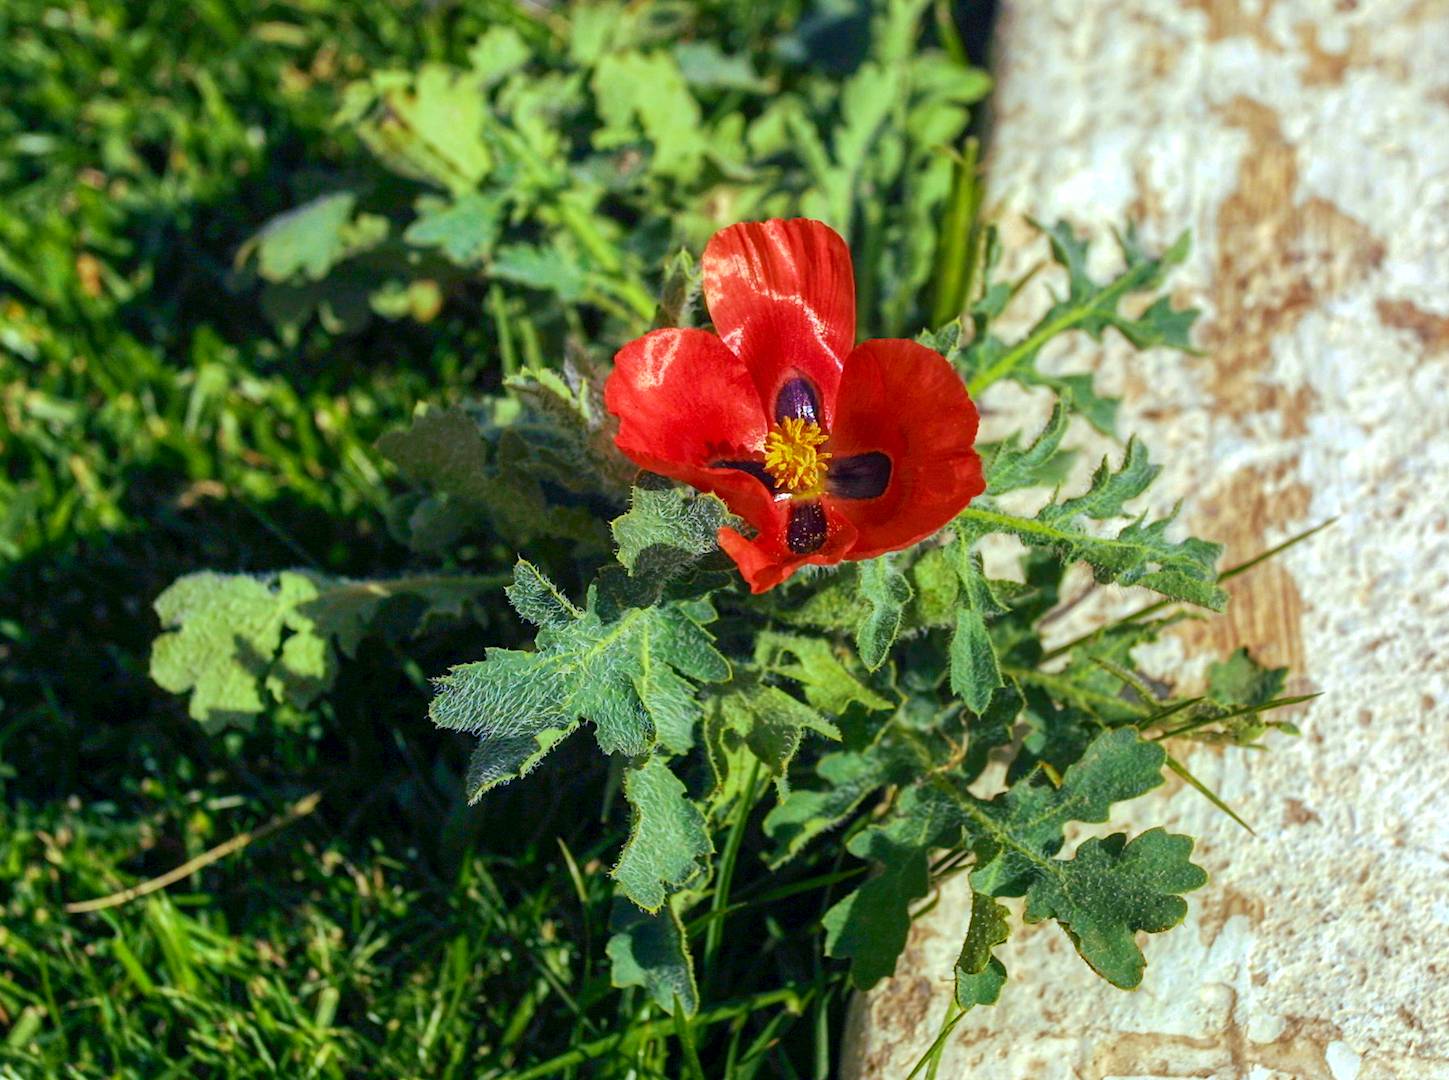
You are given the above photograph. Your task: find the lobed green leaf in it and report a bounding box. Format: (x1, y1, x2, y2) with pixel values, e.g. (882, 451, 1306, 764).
(613, 756, 713, 912)
(431, 562, 728, 799)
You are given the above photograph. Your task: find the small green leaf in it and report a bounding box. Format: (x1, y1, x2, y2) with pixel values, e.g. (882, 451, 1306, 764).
(377, 406, 490, 496)
(613, 756, 712, 912)
(985, 402, 1071, 495)
(152, 571, 492, 731)
(720, 684, 838, 790)
(823, 785, 955, 989)
(491, 243, 589, 301)
(467, 25, 531, 87)
(1023, 828, 1207, 988)
(963, 222, 1199, 415)
(506, 559, 581, 630)
(761, 740, 914, 869)
(855, 555, 912, 671)
(1207, 647, 1288, 707)
(247, 192, 381, 283)
(612, 485, 732, 583)
(354, 64, 493, 192)
(151, 572, 316, 730)
(948, 549, 1004, 714)
(404, 192, 503, 266)
(672, 41, 770, 92)
(377, 406, 604, 552)
(950, 609, 1000, 715)
(909, 546, 958, 628)
(592, 50, 711, 181)
(607, 898, 698, 1016)
(954, 891, 1009, 1009)
(754, 632, 893, 716)
(1042, 436, 1157, 523)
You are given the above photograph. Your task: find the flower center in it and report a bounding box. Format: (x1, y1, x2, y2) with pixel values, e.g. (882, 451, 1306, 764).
(763, 417, 831, 497)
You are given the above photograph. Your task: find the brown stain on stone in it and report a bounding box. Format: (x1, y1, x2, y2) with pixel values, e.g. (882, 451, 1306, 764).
(1177, 459, 1313, 673)
(1088, 991, 1340, 1080)
(1296, 22, 1354, 85)
(1173, 97, 1386, 675)
(1283, 797, 1321, 826)
(1207, 97, 1385, 421)
(1196, 886, 1266, 948)
(1377, 298, 1449, 354)
(1185, 0, 1282, 49)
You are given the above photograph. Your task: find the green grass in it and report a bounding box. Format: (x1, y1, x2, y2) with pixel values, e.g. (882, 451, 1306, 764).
(2, 0, 990, 1074)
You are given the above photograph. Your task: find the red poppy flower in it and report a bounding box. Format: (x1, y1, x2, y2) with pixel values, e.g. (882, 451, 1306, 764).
(604, 218, 985, 593)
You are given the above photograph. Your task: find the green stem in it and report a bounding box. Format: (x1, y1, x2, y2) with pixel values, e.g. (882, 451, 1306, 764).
(1002, 665, 1148, 718)
(929, 137, 980, 328)
(1039, 519, 1336, 661)
(511, 987, 808, 1080)
(323, 573, 511, 599)
(673, 1000, 707, 1080)
(489, 285, 518, 377)
(908, 1000, 966, 1080)
(1151, 693, 1320, 741)
(704, 758, 762, 977)
(685, 866, 867, 933)
(966, 255, 1164, 396)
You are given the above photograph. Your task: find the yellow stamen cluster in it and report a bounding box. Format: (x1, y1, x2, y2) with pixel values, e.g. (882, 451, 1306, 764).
(763, 417, 832, 497)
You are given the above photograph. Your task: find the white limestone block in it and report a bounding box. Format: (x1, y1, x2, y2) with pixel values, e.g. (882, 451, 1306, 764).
(846, 2, 1449, 1076)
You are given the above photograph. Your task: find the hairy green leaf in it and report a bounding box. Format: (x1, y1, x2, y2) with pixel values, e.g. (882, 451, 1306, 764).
(962, 727, 1169, 895)
(985, 402, 1071, 496)
(754, 632, 893, 717)
(948, 727, 1204, 987)
(613, 756, 712, 912)
(607, 899, 699, 1016)
(963, 222, 1198, 425)
(949, 550, 1005, 713)
(151, 571, 491, 731)
(719, 683, 838, 791)
(377, 406, 603, 551)
(960, 439, 1227, 610)
(612, 485, 732, 585)
(431, 563, 728, 799)
(762, 743, 901, 868)
(855, 555, 912, 671)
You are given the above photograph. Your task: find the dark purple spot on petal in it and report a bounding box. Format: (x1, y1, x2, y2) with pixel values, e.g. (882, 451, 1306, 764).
(787, 502, 828, 553)
(774, 376, 820, 424)
(827, 452, 891, 500)
(713, 459, 778, 494)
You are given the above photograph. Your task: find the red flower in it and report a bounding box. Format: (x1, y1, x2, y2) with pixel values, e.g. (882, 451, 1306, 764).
(605, 219, 985, 593)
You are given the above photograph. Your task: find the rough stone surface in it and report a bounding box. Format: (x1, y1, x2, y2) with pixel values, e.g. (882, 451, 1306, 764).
(845, 2, 1449, 1077)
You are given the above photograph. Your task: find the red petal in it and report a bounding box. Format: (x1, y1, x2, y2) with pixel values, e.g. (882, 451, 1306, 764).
(717, 507, 859, 593)
(605, 328, 776, 519)
(827, 339, 984, 559)
(702, 219, 855, 424)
